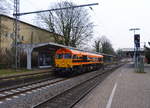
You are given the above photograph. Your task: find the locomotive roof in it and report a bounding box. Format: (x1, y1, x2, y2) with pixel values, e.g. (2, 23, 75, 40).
(67, 48, 114, 57)
(56, 48, 103, 57)
(70, 49, 103, 57)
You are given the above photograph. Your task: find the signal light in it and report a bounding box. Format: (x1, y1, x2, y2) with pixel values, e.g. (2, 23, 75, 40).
(134, 34, 140, 48)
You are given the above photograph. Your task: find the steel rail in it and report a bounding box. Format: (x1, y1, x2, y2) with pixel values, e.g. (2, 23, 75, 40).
(0, 77, 66, 101)
(0, 76, 56, 92)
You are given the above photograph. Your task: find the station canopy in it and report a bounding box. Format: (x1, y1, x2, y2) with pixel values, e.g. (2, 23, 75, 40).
(19, 42, 70, 51)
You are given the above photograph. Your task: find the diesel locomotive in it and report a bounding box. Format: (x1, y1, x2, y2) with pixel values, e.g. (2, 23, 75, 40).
(54, 48, 104, 74)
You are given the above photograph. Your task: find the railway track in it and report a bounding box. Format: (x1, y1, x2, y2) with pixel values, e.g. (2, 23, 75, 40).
(0, 70, 53, 90)
(0, 67, 106, 102)
(32, 64, 122, 108)
(0, 75, 57, 92)
(0, 77, 66, 102)
(0, 68, 99, 102)
(0, 63, 125, 108)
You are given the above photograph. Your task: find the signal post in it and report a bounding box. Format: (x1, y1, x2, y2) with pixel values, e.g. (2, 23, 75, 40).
(129, 28, 144, 72)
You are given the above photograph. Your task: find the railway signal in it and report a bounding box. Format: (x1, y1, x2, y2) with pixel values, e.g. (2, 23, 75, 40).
(129, 28, 142, 72)
(134, 34, 140, 48)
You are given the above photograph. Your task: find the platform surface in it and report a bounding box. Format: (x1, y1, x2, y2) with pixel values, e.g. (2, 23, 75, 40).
(73, 62, 150, 108)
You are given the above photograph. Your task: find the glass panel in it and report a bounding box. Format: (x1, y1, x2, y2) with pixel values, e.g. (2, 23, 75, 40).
(56, 54, 63, 59)
(64, 53, 71, 59)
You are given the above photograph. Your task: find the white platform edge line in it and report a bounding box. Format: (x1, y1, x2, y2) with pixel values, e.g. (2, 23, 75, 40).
(106, 82, 118, 108)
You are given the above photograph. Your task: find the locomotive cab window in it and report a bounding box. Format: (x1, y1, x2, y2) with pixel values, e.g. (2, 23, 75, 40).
(56, 54, 63, 59)
(64, 53, 71, 59)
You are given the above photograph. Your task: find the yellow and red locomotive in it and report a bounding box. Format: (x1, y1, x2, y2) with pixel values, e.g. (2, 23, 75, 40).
(54, 48, 104, 74)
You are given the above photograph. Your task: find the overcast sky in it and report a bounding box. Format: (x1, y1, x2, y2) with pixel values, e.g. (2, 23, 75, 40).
(20, 0, 150, 50)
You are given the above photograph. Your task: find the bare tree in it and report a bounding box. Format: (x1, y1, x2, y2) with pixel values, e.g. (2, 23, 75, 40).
(93, 39, 101, 53)
(93, 36, 115, 54)
(37, 1, 94, 47)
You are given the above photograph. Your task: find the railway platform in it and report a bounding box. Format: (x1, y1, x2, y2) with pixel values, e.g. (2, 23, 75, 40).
(73, 62, 150, 108)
